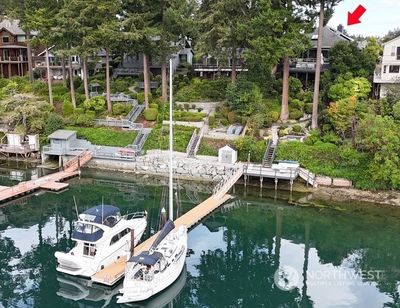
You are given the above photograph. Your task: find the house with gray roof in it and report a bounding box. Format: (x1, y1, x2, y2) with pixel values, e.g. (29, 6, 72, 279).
(289, 25, 353, 88)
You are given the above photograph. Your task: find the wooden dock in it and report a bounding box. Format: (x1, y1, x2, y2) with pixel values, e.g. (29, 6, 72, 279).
(91, 167, 243, 286)
(0, 151, 93, 204)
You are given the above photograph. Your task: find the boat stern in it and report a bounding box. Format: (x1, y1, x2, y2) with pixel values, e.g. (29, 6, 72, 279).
(54, 251, 93, 277)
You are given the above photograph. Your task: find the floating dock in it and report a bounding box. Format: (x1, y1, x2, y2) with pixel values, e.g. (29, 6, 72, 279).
(0, 151, 93, 204)
(91, 167, 244, 286)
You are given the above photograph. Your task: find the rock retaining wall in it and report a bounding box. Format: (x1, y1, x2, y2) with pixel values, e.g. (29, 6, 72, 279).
(80, 151, 238, 182)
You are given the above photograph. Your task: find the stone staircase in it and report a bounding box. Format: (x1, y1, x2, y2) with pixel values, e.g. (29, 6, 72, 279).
(186, 127, 204, 158)
(132, 128, 152, 154)
(126, 104, 145, 122)
(262, 139, 279, 167)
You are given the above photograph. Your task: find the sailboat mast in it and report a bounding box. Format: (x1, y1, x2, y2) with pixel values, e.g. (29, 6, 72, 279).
(169, 58, 174, 221)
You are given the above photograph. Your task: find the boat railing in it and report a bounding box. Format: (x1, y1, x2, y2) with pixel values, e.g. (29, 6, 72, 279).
(123, 211, 147, 220)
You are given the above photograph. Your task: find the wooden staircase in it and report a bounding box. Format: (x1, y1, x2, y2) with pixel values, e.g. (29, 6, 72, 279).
(186, 127, 204, 158)
(126, 104, 144, 122)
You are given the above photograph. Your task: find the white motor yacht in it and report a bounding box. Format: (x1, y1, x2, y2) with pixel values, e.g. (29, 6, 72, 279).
(55, 204, 147, 278)
(117, 220, 187, 303)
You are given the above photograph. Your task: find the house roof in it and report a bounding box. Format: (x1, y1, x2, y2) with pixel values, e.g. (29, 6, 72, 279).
(309, 26, 353, 49)
(48, 130, 76, 140)
(382, 35, 400, 46)
(0, 19, 25, 35)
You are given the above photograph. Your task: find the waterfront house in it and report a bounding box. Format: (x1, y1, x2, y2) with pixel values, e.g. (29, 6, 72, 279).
(113, 37, 194, 81)
(289, 26, 353, 88)
(193, 48, 248, 79)
(373, 35, 400, 98)
(0, 19, 31, 78)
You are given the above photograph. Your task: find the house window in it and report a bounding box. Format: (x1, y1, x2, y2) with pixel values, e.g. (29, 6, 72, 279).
(397, 47, 400, 60)
(383, 66, 387, 73)
(2, 36, 9, 43)
(389, 65, 400, 73)
(83, 243, 96, 257)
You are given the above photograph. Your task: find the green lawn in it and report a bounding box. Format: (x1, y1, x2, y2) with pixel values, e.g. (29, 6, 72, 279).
(144, 125, 195, 152)
(67, 126, 137, 147)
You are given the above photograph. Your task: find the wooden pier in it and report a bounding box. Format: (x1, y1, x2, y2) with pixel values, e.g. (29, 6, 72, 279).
(0, 151, 93, 204)
(91, 167, 243, 286)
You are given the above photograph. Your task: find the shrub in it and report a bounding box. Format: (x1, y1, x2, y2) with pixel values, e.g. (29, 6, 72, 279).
(63, 100, 74, 116)
(289, 98, 305, 110)
(149, 103, 159, 110)
(74, 114, 93, 126)
(289, 109, 303, 120)
(75, 108, 84, 115)
(221, 119, 229, 126)
(83, 96, 106, 114)
(86, 110, 96, 120)
(44, 113, 64, 136)
(268, 111, 280, 122)
(137, 92, 153, 104)
(292, 124, 302, 133)
(197, 107, 203, 112)
(144, 108, 158, 121)
(227, 111, 238, 124)
(393, 101, 400, 120)
(322, 131, 342, 145)
(113, 103, 128, 116)
(304, 103, 313, 114)
(183, 103, 190, 111)
(209, 115, 216, 126)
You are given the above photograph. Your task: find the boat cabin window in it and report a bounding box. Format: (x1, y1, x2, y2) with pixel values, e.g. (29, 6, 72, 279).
(104, 215, 119, 227)
(76, 222, 100, 234)
(83, 243, 96, 257)
(110, 228, 131, 245)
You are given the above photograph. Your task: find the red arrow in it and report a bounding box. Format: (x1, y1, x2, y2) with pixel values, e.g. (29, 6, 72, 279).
(347, 4, 367, 26)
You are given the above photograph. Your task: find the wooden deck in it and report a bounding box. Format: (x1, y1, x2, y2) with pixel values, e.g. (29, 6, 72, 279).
(0, 151, 93, 204)
(92, 189, 235, 286)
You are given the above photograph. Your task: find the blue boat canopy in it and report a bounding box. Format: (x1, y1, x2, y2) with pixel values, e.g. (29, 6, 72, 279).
(129, 251, 163, 266)
(81, 205, 120, 225)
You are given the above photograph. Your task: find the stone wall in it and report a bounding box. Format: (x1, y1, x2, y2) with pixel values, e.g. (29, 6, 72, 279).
(79, 151, 238, 183)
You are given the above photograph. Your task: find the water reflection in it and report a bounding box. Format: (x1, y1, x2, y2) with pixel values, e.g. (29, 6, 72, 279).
(1, 172, 400, 307)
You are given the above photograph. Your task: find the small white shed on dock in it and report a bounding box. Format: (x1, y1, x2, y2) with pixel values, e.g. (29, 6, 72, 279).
(218, 145, 237, 164)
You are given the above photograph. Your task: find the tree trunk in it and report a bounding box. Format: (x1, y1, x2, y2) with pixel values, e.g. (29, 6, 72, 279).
(82, 58, 90, 101)
(68, 56, 76, 109)
(231, 49, 237, 83)
(105, 49, 112, 113)
(161, 58, 168, 103)
(143, 53, 150, 109)
(26, 31, 34, 83)
(61, 57, 67, 87)
(311, 0, 325, 129)
(45, 48, 54, 105)
(280, 57, 290, 122)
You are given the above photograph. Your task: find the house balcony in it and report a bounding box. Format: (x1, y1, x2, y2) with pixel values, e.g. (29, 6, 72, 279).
(0, 42, 28, 48)
(289, 58, 330, 73)
(373, 72, 400, 84)
(0, 56, 28, 63)
(193, 64, 248, 72)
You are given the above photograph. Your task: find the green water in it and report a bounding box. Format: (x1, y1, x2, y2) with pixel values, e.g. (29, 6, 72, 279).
(1, 170, 400, 308)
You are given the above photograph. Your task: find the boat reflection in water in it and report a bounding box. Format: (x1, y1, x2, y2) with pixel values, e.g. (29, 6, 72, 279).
(56, 273, 121, 307)
(56, 265, 187, 307)
(124, 265, 187, 308)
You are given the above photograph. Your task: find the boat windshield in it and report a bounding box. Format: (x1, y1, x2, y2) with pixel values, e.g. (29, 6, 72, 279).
(75, 222, 101, 234)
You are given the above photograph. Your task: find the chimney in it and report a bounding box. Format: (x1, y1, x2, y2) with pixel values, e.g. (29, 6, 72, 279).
(337, 24, 344, 33)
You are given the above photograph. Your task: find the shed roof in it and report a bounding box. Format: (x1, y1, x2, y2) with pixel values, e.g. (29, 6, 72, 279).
(48, 130, 76, 140)
(219, 145, 236, 151)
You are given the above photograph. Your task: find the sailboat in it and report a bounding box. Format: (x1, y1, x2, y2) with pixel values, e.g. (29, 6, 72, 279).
(117, 59, 188, 304)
